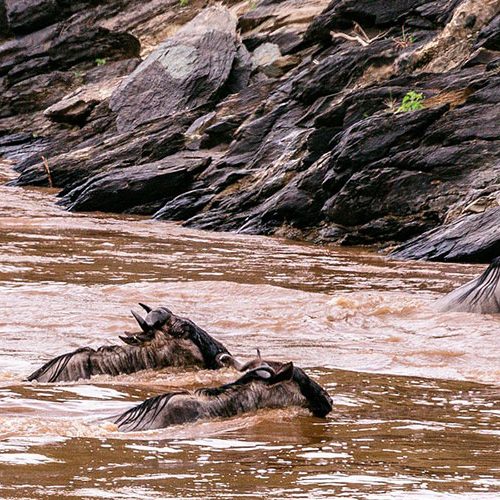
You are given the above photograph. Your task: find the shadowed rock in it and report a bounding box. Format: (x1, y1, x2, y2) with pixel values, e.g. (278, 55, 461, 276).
(391, 207, 500, 262)
(436, 257, 500, 313)
(27, 305, 230, 383)
(114, 358, 333, 431)
(61, 152, 212, 214)
(109, 6, 239, 132)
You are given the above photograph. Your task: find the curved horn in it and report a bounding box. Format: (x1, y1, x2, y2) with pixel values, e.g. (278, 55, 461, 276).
(139, 303, 152, 313)
(131, 310, 149, 333)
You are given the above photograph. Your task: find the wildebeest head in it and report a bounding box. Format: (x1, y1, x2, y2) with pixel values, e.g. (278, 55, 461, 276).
(121, 303, 230, 369)
(214, 354, 333, 418)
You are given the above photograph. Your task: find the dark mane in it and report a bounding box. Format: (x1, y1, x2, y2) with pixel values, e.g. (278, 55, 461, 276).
(114, 392, 185, 431)
(437, 258, 500, 313)
(26, 348, 92, 382)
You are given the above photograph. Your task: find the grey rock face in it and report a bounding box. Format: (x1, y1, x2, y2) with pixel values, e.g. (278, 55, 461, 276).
(109, 6, 239, 132)
(391, 208, 500, 262)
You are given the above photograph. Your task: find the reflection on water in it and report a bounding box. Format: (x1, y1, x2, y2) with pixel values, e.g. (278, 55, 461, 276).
(0, 161, 499, 498)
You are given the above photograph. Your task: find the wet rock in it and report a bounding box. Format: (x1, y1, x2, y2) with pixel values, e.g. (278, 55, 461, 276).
(4, 0, 97, 35)
(239, 0, 331, 54)
(251, 42, 299, 77)
(44, 89, 102, 126)
(5, 0, 58, 35)
(304, 0, 456, 44)
(154, 188, 215, 221)
(0, 24, 140, 85)
(62, 152, 212, 214)
(391, 208, 500, 262)
(474, 13, 500, 50)
(0, 1, 8, 38)
(15, 111, 196, 188)
(252, 42, 281, 68)
(43, 59, 140, 126)
(109, 6, 239, 132)
(0, 71, 75, 117)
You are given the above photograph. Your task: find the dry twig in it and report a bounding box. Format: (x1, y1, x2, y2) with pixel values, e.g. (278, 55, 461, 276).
(41, 155, 53, 188)
(331, 22, 389, 47)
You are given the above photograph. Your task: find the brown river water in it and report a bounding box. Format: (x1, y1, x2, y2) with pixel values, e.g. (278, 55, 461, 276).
(0, 161, 498, 499)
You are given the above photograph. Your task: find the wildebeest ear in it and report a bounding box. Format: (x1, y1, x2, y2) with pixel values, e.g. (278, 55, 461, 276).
(269, 362, 294, 384)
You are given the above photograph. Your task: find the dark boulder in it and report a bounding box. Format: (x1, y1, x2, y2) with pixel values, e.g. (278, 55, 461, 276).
(4, 0, 99, 35)
(109, 6, 239, 132)
(474, 13, 500, 50)
(391, 208, 500, 262)
(61, 152, 212, 214)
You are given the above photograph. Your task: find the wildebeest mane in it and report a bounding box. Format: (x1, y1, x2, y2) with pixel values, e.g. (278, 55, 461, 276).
(181, 319, 230, 369)
(194, 366, 276, 397)
(26, 347, 92, 383)
(437, 257, 500, 313)
(114, 392, 186, 431)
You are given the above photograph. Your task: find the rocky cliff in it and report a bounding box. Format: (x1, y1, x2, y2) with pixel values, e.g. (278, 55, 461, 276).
(1, 0, 499, 262)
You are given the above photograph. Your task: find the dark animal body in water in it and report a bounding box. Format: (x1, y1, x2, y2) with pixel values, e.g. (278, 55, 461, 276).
(27, 305, 230, 382)
(114, 355, 333, 432)
(437, 257, 500, 313)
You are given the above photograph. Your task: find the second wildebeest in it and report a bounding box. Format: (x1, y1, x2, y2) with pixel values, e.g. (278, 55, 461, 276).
(114, 355, 333, 432)
(27, 304, 230, 383)
(436, 257, 500, 313)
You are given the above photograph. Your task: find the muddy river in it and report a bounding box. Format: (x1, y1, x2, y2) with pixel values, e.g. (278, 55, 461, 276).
(0, 161, 498, 499)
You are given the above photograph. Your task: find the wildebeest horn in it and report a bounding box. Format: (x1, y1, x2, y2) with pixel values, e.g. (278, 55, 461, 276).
(139, 303, 152, 313)
(131, 310, 149, 333)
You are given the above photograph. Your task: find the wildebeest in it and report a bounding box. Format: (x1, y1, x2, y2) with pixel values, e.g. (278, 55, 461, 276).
(27, 304, 230, 383)
(436, 257, 500, 313)
(114, 355, 333, 432)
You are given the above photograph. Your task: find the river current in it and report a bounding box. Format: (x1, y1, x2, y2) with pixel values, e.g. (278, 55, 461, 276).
(0, 161, 498, 499)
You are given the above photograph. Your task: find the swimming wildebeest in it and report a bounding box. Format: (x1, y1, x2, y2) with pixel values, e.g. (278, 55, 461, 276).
(27, 304, 230, 383)
(436, 257, 500, 314)
(114, 354, 333, 432)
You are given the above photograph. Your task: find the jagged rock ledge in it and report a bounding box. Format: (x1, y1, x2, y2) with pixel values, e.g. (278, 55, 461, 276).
(0, 0, 499, 263)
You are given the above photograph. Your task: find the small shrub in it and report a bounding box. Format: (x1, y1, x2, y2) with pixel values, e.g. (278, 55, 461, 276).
(397, 91, 425, 113)
(179, 0, 189, 6)
(95, 58, 107, 66)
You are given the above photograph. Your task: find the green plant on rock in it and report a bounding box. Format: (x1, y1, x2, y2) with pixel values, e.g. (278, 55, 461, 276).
(95, 58, 107, 66)
(179, 0, 189, 6)
(397, 91, 425, 113)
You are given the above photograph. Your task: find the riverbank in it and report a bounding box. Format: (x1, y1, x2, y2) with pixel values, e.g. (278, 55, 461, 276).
(0, 0, 498, 263)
